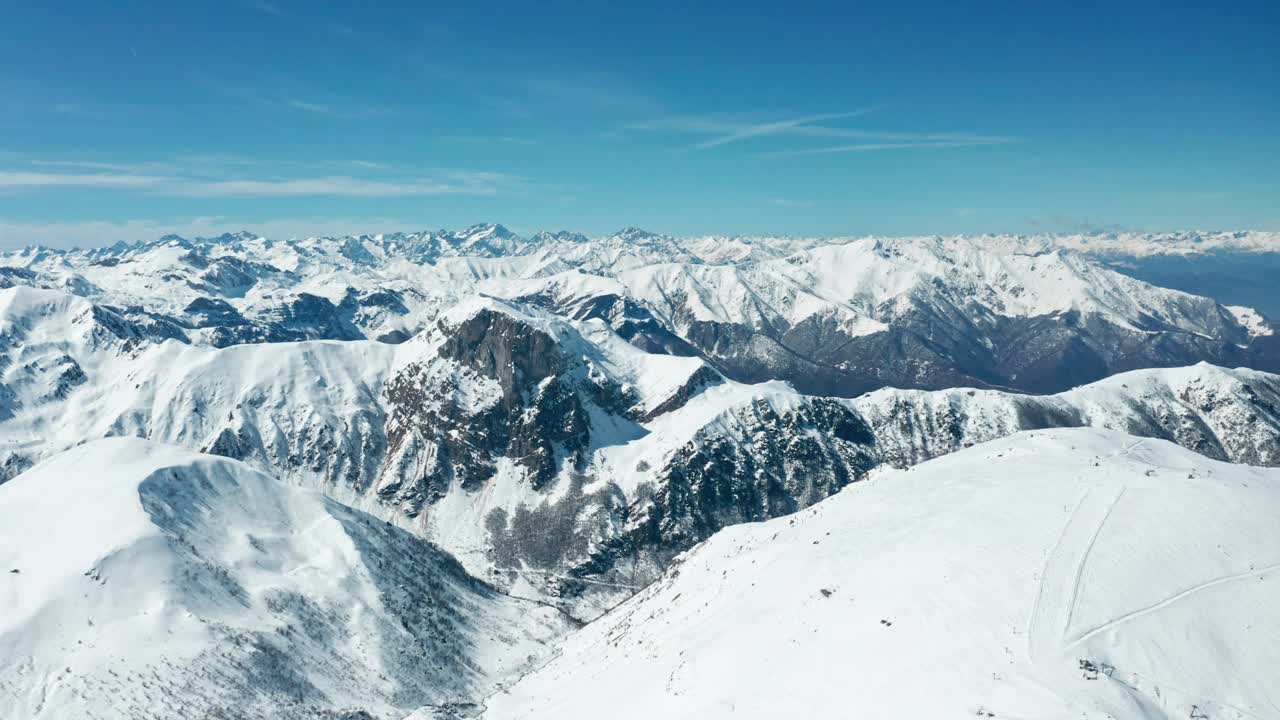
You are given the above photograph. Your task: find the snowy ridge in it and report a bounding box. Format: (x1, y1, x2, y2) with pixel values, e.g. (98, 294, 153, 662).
(0, 438, 572, 720)
(475, 428, 1280, 720)
(589, 380, 822, 497)
(858, 362, 1280, 468)
(615, 236, 1240, 332)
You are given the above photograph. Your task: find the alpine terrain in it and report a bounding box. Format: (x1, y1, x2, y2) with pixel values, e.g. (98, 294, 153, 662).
(7, 0, 1277, 715)
(2, 227, 1278, 719)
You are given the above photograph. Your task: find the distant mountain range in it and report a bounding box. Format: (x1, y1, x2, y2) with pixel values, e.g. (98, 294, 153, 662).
(3, 226, 1277, 395)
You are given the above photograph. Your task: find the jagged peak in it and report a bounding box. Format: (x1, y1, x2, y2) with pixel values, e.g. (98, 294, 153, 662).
(459, 222, 516, 239)
(613, 226, 661, 242)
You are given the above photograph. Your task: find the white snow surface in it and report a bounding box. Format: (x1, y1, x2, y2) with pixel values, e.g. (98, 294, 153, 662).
(1228, 305, 1274, 338)
(0, 438, 572, 720)
(477, 428, 1280, 720)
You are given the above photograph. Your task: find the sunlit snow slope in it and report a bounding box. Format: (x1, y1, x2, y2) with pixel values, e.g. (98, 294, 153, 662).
(0, 438, 572, 720)
(477, 428, 1280, 720)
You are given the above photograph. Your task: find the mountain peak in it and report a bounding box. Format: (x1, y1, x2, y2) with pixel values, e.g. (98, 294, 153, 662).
(615, 227, 660, 242)
(462, 222, 516, 239)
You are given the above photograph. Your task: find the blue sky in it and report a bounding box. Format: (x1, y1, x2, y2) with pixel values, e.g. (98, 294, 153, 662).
(1, 0, 1277, 247)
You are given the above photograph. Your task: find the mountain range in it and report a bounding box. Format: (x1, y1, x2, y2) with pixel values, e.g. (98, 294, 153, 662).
(4, 226, 1277, 395)
(3, 226, 1279, 718)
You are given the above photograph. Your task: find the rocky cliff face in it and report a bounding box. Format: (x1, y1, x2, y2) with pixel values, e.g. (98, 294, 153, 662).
(553, 397, 878, 611)
(378, 306, 599, 513)
(367, 300, 883, 617)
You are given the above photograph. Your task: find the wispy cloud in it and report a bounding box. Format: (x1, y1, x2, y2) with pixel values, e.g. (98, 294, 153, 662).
(30, 160, 149, 173)
(407, 60, 666, 120)
(0, 171, 165, 188)
(286, 98, 393, 119)
(23, 155, 401, 177)
(288, 99, 335, 114)
(440, 135, 539, 146)
(186, 69, 395, 120)
(759, 139, 1014, 157)
(695, 110, 878, 150)
(767, 197, 816, 208)
(245, 1, 286, 17)
(631, 109, 1016, 156)
(0, 168, 516, 197)
(516, 70, 666, 116)
(177, 174, 507, 197)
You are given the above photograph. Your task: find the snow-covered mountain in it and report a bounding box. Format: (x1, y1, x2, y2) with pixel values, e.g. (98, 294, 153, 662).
(475, 428, 1280, 720)
(0, 438, 572, 720)
(4, 226, 1276, 395)
(0, 285, 882, 618)
(5, 226, 1280, 716)
(586, 236, 1276, 394)
(1035, 229, 1280, 258)
(5, 283, 1280, 618)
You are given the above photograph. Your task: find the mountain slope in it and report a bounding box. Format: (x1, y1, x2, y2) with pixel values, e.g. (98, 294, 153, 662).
(476, 428, 1280, 720)
(0, 438, 573, 720)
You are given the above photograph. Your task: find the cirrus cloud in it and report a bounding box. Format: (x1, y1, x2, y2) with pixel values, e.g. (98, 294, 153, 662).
(0, 168, 516, 197)
(0, 171, 167, 188)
